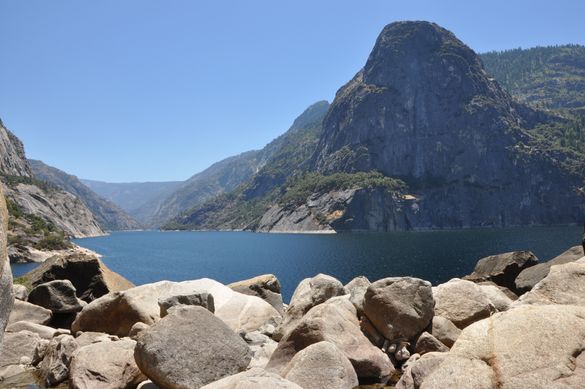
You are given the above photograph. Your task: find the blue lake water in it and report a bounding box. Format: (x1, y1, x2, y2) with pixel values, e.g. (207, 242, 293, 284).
(11, 226, 583, 302)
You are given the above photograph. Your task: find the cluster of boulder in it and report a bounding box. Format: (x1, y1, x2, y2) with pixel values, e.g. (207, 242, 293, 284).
(1, 242, 585, 388)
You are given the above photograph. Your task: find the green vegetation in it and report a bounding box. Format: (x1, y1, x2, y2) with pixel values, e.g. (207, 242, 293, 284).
(5, 196, 72, 250)
(529, 114, 585, 154)
(35, 232, 71, 250)
(280, 171, 406, 205)
(481, 45, 585, 110)
(0, 174, 57, 192)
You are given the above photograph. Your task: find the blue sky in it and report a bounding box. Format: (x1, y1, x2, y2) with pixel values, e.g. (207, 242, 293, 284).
(2, 1, 584, 182)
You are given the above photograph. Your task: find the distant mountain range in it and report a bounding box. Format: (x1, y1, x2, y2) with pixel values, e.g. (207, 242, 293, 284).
(81, 179, 182, 226)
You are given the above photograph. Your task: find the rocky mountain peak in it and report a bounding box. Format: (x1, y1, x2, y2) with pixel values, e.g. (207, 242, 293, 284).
(363, 21, 483, 89)
(0, 121, 32, 178)
(315, 21, 527, 182)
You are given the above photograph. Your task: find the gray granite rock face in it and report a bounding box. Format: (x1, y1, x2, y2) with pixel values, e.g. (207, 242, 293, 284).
(158, 291, 215, 317)
(28, 280, 85, 314)
(134, 306, 252, 389)
(465, 251, 538, 293)
(309, 21, 585, 231)
(515, 245, 584, 293)
(363, 277, 435, 341)
(0, 189, 13, 346)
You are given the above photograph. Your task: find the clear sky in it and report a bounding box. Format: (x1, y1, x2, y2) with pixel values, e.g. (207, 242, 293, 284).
(2, 0, 584, 182)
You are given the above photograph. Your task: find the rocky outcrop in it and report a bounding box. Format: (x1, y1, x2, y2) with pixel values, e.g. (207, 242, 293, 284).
(515, 245, 584, 293)
(281, 341, 359, 389)
(22, 250, 134, 302)
(273, 274, 346, 340)
(36, 334, 78, 386)
(69, 338, 145, 389)
(414, 332, 449, 355)
(6, 321, 61, 339)
(29, 159, 140, 231)
(363, 277, 434, 341)
(3, 182, 104, 239)
(464, 251, 538, 293)
(478, 283, 513, 311)
(267, 296, 394, 382)
(514, 260, 585, 307)
(396, 352, 448, 389)
(134, 306, 252, 389)
(0, 330, 42, 369)
(430, 316, 461, 348)
(345, 276, 370, 314)
(12, 284, 28, 300)
(0, 186, 13, 345)
(229, 274, 284, 314)
(27, 280, 85, 314)
(200, 368, 302, 389)
(0, 121, 31, 178)
(423, 304, 585, 388)
(72, 278, 281, 336)
(242, 330, 278, 369)
(433, 279, 494, 329)
(8, 300, 52, 326)
(158, 292, 215, 316)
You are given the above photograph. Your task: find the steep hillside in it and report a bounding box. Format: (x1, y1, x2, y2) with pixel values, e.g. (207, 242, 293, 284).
(0, 120, 31, 177)
(164, 101, 337, 231)
(480, 46, 585, 157)
(168, 22, 585, 232)
(481, 45, 585, 111)
(29, 160, 140, 231)
(0, 121, 103, 253)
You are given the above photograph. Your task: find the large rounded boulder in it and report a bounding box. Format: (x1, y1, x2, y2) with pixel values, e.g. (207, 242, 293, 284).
(28, 280, 85, 314)
(273, 274, 346, 341)
(433, 278, 494, 329)
(281, 341, 358, 389)
(363, 277, 434, 341)
(465, 251, 538, 293)
(267, 296, 394, 382)
(134, 306, 252, 389)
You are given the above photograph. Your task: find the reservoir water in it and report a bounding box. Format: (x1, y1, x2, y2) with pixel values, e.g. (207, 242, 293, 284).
(12, 226, 583, 301)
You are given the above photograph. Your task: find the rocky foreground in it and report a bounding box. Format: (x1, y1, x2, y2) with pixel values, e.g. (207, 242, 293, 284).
(0, 242, 584, 389)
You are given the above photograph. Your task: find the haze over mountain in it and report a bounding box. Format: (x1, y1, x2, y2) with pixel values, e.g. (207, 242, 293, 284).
(81, 179, 182, 225)
(163, 21, 585, 232)
(29, 160, 140, 231)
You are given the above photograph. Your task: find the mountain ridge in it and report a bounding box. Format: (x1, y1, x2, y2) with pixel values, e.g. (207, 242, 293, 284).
(29, 160, 140, 231)
(165, 21, 585, 232)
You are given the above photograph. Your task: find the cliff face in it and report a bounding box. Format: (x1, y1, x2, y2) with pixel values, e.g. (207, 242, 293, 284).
(306, 21, 585, 230)
(29, 160, 140, 231)
(0, 122, 104, 240)
(0, 120, 32, 177)
(0, 186, 13, 345)
(163, 23, 585, 233)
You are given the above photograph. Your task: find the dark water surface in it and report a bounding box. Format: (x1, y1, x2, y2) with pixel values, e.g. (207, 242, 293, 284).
(12, 226, 583, 302)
